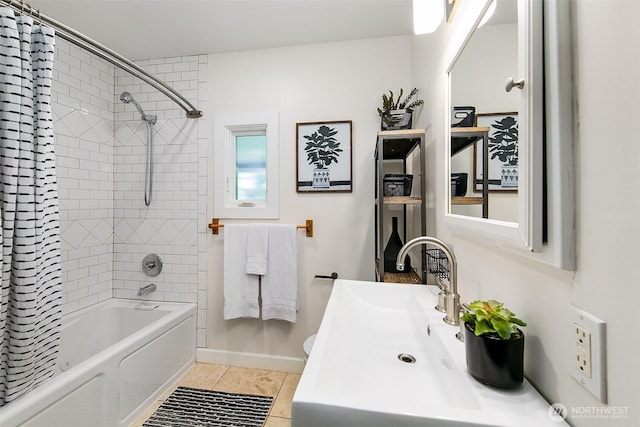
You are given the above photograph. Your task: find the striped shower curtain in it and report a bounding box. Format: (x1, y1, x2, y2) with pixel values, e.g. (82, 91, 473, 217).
(0, 7, 62, 406)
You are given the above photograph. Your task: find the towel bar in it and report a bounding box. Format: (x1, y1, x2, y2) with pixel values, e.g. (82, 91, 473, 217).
(208, 218, 313, 238)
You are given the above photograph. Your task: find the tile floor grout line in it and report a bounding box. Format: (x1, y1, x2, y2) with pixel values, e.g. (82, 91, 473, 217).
(212, 364, 231, 389)
(270, 372, 296, 419)
(268, 382, 284, 417)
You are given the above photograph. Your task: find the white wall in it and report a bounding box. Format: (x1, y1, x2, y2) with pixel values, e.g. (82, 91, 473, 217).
(203, 36, 413, 368)
(413, 1, 639, 426)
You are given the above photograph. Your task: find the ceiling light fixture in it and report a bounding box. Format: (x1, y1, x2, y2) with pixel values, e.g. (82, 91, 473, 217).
(413, 0, 444, 35)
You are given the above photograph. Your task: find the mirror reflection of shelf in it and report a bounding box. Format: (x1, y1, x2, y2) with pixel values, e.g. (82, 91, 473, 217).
(451, 196, 483, 205)
(450, 127, 490, 218)
(450, 126, 490, 156)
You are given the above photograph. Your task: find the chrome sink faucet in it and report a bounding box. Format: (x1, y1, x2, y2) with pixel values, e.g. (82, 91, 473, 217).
(137, 283, 157, 297)
(396, 236, 460, 326)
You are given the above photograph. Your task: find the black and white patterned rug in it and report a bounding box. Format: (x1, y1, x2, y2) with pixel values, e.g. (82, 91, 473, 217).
(143, 387, 273, 427)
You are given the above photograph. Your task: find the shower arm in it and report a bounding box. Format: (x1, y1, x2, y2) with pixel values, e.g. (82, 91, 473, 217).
(0, 0, 203, 119)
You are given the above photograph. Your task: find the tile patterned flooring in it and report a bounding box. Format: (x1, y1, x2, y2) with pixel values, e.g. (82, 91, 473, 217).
(130, 363, 300, 427)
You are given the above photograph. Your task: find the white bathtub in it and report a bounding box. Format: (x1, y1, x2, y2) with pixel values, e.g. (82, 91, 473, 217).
(0, 299, 196, 427)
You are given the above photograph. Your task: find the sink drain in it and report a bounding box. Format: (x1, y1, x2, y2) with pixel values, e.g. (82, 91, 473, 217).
(397, 353, 416, 364)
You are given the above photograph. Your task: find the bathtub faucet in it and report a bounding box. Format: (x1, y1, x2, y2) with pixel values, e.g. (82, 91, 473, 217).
(137, 283, 157, 297)
(396, 236, 460, 326)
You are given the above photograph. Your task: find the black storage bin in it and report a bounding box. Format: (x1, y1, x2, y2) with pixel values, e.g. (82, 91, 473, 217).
(383, 174, 413, 197)
(451, 173, 468, 197)
(381, 110, 413, 131)
(452, 106, 475, 128)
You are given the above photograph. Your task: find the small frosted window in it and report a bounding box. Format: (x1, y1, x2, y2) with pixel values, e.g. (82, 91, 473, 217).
(213, 112, 279, 219)
(235, 134, 267, 201)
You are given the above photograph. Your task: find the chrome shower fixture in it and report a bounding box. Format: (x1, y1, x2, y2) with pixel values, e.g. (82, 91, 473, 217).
(119, 91, 156, 124)
(120, 90, 157, 206)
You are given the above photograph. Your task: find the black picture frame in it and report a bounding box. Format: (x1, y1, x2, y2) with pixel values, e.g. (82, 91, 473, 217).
(473, 112, 519, 193)
(296, 121, 353, 193)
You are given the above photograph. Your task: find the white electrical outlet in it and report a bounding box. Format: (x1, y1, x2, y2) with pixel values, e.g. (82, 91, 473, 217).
(569, 304, 607, 402)
(574, 324, 591, 377)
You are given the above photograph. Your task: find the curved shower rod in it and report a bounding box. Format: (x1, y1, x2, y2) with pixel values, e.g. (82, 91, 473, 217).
(1, 0, 203, 119)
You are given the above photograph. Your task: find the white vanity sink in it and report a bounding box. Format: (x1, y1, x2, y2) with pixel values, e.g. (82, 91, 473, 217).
(292, 279, 566, 427)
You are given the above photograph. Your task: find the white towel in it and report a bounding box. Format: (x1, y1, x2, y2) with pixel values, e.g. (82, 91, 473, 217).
(261, 224, 298, 322)
(223, 224, 259, 320)
(245, 223, 269, 275)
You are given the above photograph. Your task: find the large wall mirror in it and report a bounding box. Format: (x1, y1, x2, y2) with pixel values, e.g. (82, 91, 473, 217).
(450, 0, 518, 222)
(444, 0, 575, 270)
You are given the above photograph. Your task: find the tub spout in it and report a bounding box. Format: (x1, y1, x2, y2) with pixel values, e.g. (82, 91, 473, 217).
(396, 236, 460, 326)
(137, 283, 156, 297)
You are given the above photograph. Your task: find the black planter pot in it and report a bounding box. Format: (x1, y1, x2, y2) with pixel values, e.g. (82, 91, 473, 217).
(464, 322, 524, 389)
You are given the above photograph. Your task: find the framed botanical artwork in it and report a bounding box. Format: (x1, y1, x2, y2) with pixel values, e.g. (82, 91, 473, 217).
(473, 112, 518, 192)
(296, 120, 352, 193)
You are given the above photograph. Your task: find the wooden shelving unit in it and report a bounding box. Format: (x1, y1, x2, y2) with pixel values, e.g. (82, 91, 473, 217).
(450, 127, 490, 217)
(374, 129, 426, 284)
(383, 196, 422, 205)
(374, 260, 422, 284)
(382, 271, 422, 284)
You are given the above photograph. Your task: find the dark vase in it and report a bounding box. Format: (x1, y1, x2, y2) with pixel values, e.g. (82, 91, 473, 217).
(384, 217, 411, 273)
(464, 322, 524, 389)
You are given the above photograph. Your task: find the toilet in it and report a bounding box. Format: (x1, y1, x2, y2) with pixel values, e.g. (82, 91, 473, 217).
(303, 334, 317, 362)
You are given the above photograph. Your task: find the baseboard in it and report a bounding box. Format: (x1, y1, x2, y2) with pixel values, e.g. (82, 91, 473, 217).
(196, 348, 305, 374)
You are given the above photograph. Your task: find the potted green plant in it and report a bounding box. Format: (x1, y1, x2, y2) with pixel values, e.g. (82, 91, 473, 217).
(302, 124, 343, 188)
(461, 299, 527, 389)
(377, 88, 424, 130)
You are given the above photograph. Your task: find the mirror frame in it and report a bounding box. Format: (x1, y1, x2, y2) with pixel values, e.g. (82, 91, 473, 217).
(444, 0, 575, 270)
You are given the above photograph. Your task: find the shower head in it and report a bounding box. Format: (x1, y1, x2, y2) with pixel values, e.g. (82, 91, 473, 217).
(119, 91, 134, 103)
(119, 91, 146, 118)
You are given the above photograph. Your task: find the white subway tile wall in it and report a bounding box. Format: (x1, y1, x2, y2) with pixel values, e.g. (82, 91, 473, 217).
(114, 54, 208, 347)
(52, 39, 209, 346)
(53, 40, 115, 315)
